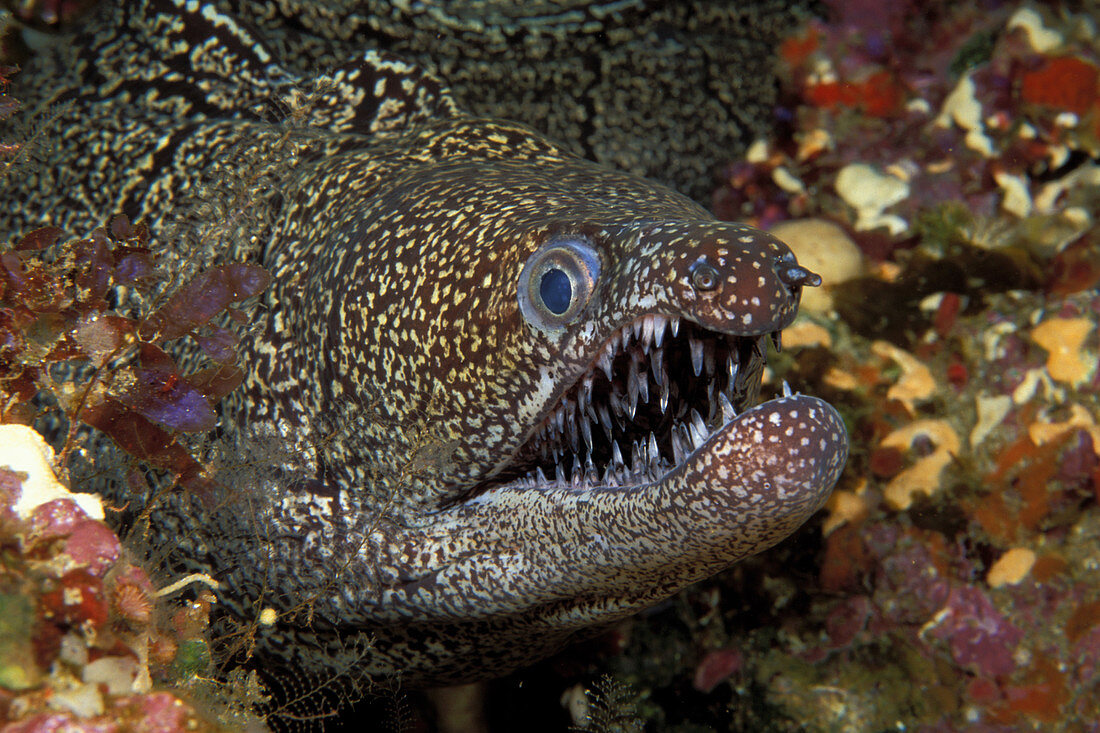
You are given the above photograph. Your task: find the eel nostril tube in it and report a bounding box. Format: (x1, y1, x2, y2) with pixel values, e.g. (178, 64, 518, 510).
(776, 262, 822, 289)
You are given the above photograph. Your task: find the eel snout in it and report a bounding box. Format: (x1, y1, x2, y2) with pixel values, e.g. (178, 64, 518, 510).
(636, 222, 813, 336)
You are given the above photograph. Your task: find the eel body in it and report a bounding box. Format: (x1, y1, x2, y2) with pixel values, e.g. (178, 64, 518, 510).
(3, 0, 848, 696)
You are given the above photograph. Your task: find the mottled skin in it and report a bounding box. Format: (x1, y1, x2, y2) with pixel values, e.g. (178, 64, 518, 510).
(3, 0, 848, 696)
(209, 0, 814, 199)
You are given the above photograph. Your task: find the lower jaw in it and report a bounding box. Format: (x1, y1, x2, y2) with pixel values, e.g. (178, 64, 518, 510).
(364, 394, 848, 624)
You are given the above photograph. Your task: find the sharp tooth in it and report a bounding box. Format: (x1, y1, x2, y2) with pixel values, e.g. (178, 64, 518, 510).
(581, 416, 593, 453)
(567, 414, 579, 453)
(704, 340, 715, 376)
(642, 315, 654, 348)
(672, 430, 686, 464)
(597, 404, 614, 441)
(611, 440, 624, 470)
(554, 407, 565, 434)
(690, 337, 704, 376)
(609, 390, 623, 417)
(598, 351, 613, 382)
(637, 369, 649, 404)
(609, 331, 622, 355)
(670, 316, 680, 337)
(771, 331, 782, 353)
(626, 394, 636, 420)
(727, 354, 739, 385)
(555, 461, 566, 484)
(653, 315, 666, 348)
(631, 440, 644, 474)
(651, 348, 664, 386)
(660, 382, 669, 413)
(647, 432, 659, 467)
(719, 392, 736, 421)
(689, 408, 708, 447)
(633, 319, 644, 342)
(675, 393, 688, 418)
(585, 453, 599, 484)
(627, 364, 640, 409)
(691, 408, 707, 432)
(782, 380, 793, 397)
(536, 467, 548, 485)
(571, 454, 583, 487)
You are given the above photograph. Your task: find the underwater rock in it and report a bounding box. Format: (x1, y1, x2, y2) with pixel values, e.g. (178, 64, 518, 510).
(769, 218, 866, 314)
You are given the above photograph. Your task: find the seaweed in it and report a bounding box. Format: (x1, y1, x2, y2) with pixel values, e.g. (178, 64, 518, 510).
(0, 214, 270, 496)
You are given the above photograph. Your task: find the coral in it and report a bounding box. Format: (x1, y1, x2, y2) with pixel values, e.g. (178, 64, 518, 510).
(1030, 316, 1096, 387)
(986, 547, 1036, 588)
(0, 427, 241, 731)
(589, 2, 1100, 730)
(767, 218, 866, 315)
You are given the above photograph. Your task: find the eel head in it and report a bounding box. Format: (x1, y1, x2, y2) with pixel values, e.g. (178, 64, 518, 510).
(261, 121, 849, 685)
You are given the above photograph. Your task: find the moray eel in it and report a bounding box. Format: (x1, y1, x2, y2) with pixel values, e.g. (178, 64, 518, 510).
(3, 0, 848, 696)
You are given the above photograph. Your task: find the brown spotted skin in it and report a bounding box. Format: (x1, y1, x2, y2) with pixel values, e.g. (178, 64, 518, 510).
(3, 0, 848, 692)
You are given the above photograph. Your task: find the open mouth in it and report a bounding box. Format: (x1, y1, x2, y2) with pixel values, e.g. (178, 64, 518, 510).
(502, 315, 781, 490)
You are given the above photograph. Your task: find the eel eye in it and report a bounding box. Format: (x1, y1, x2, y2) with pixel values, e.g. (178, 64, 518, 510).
(518, 236, 601, 332)
(540, 268, 572, 314)
(690, 260, 721, 292)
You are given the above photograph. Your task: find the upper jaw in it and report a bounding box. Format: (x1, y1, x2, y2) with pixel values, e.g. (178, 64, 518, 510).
(485, 222, 822, 495)
(486, 310, 787, 495)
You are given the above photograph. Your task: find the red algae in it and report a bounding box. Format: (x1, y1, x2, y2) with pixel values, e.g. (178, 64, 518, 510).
(819, 524, 872, 593)
(692, 649, 743, 694)
(925, 586, 1023, 678)
(995, 658, 1068, 724)
(1, 215, 269, 498)
(1019, 56, 1100, 117)
(1048, 234, 1100, 295)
